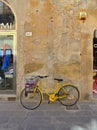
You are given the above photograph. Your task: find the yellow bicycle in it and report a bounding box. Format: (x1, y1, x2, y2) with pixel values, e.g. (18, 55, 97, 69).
(20, 75, 80, 110)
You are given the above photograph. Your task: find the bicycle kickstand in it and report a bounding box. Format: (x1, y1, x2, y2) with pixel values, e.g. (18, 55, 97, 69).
(48, 100, 51, 104)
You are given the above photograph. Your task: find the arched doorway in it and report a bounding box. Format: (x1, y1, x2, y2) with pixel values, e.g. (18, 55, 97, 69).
(0, 0, 16, 94)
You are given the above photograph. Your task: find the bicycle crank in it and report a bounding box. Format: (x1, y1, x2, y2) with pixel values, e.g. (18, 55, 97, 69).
(49, 94, 58, 102)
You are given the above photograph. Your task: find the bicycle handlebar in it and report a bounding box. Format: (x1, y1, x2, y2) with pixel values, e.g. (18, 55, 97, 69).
(31, 75, 63, 81)
(37, 75, 48, 79)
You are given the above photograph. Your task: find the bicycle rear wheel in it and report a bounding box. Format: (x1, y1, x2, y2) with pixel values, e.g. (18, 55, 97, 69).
(20, 88, 42, 110)
(58, 85, 80, 106)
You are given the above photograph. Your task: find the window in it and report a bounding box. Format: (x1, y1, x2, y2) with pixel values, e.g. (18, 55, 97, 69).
(0, 35, 14, 90)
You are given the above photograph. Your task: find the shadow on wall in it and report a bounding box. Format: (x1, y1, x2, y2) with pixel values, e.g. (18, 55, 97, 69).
(71, 119, 97, 130)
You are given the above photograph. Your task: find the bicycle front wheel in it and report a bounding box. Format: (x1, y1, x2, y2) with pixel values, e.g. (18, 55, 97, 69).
(58, 85, 80, 106)
(20, 88, 42, 110)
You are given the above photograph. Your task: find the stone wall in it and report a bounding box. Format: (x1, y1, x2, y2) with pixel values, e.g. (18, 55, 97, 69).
(6, 0, 97, 100)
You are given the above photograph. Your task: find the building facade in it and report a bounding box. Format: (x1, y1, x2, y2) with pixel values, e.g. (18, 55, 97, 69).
(0, 0, 96, 101)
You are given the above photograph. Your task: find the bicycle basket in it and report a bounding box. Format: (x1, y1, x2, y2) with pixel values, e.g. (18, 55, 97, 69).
(25, 77, 38, 92)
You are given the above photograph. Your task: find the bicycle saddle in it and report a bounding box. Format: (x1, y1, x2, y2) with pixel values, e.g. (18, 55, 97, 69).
(54, 78, 63, 82)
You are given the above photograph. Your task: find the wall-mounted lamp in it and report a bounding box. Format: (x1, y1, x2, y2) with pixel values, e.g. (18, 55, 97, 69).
(79, 11, 87, 23)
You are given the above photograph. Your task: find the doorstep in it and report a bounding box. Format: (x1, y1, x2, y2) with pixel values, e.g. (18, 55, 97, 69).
(0, 94, 16, 101)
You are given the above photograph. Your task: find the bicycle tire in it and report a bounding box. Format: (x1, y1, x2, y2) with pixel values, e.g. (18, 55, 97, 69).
(20, 88, 42, 110)
(58, 85, 80, 106)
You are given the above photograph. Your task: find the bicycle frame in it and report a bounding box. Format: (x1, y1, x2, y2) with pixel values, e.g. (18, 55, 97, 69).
(35, 79, 67, 102)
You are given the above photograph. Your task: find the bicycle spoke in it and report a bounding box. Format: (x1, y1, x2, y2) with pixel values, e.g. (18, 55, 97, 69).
(58, 85, 80, 106)
(20, 88, 42, 110)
